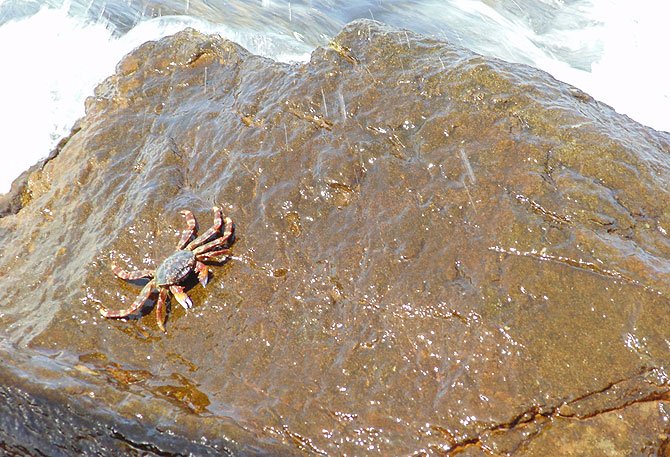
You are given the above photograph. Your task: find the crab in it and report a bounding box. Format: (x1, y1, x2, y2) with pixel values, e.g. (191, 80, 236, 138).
(100, 207, 234, 332)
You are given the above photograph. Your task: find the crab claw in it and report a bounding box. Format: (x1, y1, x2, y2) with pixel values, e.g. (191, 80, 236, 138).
(169, 285, 193, 310)
(196, 262, 209, 287)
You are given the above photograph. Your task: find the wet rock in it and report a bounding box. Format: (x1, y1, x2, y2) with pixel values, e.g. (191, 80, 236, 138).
(2, 20, 670, 455)
(0, 124, 79, 217)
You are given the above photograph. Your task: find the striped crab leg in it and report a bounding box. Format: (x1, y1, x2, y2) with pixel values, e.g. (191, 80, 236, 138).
(194, 247, 233, 286)
(100, 279, 156, 318)
(192, 217, 234, 255)
(196, 248, 232, 264)
(111, 264, 154, 280)
(177, 210, 197, 249)
(186, 207, 224, 251)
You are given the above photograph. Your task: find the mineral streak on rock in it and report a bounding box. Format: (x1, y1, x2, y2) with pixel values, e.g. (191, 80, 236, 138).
(1, 20, 670, 455)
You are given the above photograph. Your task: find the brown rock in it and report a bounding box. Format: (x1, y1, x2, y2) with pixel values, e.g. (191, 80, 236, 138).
(1, 20, 670, 455)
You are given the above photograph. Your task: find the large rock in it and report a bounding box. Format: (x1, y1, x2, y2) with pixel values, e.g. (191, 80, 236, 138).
(2, 20, 670, 455)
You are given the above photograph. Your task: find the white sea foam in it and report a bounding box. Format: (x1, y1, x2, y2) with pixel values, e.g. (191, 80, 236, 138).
(0, 5, 117, 194)
(580, 1, 670, 131)
(0, 3, 311, 194)
(408, 0, 669, 134)
(0, 0, 667, 194)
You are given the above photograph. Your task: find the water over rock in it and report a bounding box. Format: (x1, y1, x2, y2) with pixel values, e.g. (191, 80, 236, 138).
(2, 20, 670, 455)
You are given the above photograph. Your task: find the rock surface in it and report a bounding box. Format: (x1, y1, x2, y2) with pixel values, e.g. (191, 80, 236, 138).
(2, 20, 670, 456)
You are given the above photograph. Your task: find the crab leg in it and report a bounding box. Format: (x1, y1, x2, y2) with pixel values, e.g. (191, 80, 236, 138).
(192, 217, 234, 255)
(100, 279, 155, 318)
(195, 261, 210, 287)
(112, 264, 154, 281)
(186, 207, 223, 250)
(170, 285, 193, 309)
(197, 248, 232, 263)
(155, 287, 168, 332)
(177, 210, 197, 249)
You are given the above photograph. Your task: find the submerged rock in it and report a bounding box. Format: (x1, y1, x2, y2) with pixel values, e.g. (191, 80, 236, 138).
(2, 20, 670, 455)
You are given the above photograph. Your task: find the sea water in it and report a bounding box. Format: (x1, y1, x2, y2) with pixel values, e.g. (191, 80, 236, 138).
(0, 0, 667, 194)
